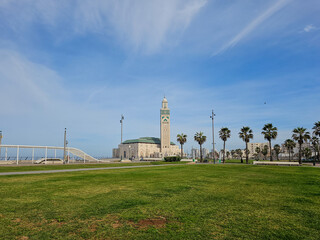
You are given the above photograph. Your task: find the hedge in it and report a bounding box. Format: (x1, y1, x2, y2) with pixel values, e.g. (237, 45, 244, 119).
(164, 156, 181, 162)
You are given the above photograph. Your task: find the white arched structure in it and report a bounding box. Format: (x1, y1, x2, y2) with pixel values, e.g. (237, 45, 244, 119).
(0, 145, 99, 164)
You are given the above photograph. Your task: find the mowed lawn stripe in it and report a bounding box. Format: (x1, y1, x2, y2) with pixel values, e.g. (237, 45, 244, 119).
(0, 161, 186, 173)
(0, 163, 184, 176)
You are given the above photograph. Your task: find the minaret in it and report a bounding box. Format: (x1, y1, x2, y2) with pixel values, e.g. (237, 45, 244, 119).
(160, 97, 170, 153)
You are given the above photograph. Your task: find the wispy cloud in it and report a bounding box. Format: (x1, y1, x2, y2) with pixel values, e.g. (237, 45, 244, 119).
(212, 0, 291, 56)
(303, 24, 317, 32)
(0, 0, 207, 54)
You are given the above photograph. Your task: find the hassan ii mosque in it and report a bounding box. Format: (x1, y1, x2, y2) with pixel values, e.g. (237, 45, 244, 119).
(112, 97, 180, 159)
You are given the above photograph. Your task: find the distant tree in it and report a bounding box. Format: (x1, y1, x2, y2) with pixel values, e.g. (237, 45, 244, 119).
(274, 144, 281, 161)
(255, 147, 261, 160)
(311, 137, 319, 166)
(177, 133, 187, 158)
(236, 149, 243, 163)
(239, 127, 253, 164)
(313, 121, 320, 137)
(284, 139, 296, 161)
(262, 145, 268, 160)
(303, 147, 312, 161)
(226, 151, 230, 160)
(292, 127, 311, 164)
(312, 121, 320, 164)
(219, 127, 231, 163)
(214, 151, 219, 160)
(231, 150, 235, 159)
(194, 132, 206, 162)
(261, 123, 278, 161)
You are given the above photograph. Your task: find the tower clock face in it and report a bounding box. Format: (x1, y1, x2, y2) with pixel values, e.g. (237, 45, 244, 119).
(162, 115, 169, 122)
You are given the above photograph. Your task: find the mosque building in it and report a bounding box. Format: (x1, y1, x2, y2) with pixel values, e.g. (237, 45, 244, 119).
(112, 97, 180, 159)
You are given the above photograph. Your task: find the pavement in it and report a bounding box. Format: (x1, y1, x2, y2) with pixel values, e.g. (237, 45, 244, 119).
(0, 164, 183, 176)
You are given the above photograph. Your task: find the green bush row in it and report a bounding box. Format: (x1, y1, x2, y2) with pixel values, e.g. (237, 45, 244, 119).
(164, 156, 181, 162)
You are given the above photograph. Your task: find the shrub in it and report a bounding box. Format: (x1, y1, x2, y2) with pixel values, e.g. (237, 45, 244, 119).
(164, 156, 181, 162)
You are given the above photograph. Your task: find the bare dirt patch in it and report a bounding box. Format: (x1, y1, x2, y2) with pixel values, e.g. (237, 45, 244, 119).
(89, 224, 97, 232)
(18, 236, 29, 240)
(111, 222, 123, 229)
(13, 218, 21, 223)
(128, 216, 167, 229)
(49, 219, 66, 227)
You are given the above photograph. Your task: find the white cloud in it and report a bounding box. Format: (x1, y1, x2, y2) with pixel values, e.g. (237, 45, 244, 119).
(75, 0, 207, 53)
(304, 24, 317, 32)
(0, 0, 207, 53)
(212, 0, 291, 56)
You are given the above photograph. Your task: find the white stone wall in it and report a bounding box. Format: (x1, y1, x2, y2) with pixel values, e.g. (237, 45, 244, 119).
(118, 143, 180, 159)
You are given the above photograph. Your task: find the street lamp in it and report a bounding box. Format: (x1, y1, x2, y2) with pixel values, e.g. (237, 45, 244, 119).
(63, 128, 67, 164)
(120, 115, 124, 144)
(0, 131, 2, 160)
(210, 110, 216, 164)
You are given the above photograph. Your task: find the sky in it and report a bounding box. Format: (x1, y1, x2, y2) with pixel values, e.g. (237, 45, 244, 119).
(0, 0, 320, 157)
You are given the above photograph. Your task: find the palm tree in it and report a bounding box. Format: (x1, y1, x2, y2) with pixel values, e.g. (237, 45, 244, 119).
(239, 127, 253, 164)
(255, 147, 261, 160)
(284, 139, 296, 161)
(261, 123, 278, 161)
(177, 133, 187, 158)
(311, 137, 319, 166)
(226, 151, 230, 160)
(292, 127, 311, 164)
(231, 150, 235, 159)
(274, 144, 281, 161)
(313, 121, 320, 137)
(303, 147, 312, 161)
(262, 145, 268, 160)
(219, 127, 231, 163)
(312, 121, 320, 163)
(235, 149, 243, 163)
(194, 132, 206, 162)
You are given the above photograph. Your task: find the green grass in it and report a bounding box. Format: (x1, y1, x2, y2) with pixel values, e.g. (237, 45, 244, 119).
(0, 164, 319, 239)
(0, 161, 184, 173)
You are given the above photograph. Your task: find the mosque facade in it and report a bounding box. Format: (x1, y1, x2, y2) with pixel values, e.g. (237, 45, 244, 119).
(112, 97, 180, 159)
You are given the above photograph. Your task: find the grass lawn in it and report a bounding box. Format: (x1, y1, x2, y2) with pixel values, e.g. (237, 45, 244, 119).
(0, 161, 185, 173)
(0, 164, 319, 239)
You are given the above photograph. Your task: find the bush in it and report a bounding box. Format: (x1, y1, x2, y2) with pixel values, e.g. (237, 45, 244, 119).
(164, 156, 181, 162)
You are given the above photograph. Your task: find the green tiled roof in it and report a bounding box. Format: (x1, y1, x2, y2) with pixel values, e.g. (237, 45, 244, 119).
(122, 137, 175, 145)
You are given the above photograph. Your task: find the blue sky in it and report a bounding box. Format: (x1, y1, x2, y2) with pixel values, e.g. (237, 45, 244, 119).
(0, 0, 319, 157)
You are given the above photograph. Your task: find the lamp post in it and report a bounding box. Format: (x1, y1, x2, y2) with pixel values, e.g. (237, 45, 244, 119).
(63, 128, 67, 164)
(128, 145, 131, 160)
(210, 110, 216, 164)
(0, 131, 2, 160)
(120, 115, 124, 144)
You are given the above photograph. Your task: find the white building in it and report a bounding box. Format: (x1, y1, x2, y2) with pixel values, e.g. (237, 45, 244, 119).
(202, 148, 209, 158)
(191, 148, 200, 159)
(113, 97, 180, 159)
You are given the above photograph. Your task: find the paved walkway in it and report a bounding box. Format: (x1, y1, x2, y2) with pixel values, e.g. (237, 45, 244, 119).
(0, 164, 183, 176)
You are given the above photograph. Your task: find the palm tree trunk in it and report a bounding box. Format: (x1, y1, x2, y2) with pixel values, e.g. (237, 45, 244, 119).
(200, 144, 203, 162)
(246, 142, 248, 164)
(288, 149, 291, 161)
(181, 144, 183, 159)
(223, 141, 226, 163)
(269, 140, 273, 161)
(299, 143, 302, 164)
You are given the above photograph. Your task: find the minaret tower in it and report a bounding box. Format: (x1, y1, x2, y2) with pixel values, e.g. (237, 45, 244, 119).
(160, 97, 170, 153)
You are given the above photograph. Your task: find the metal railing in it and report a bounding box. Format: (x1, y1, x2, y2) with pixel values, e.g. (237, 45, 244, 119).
(0, 145, 99, 164)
